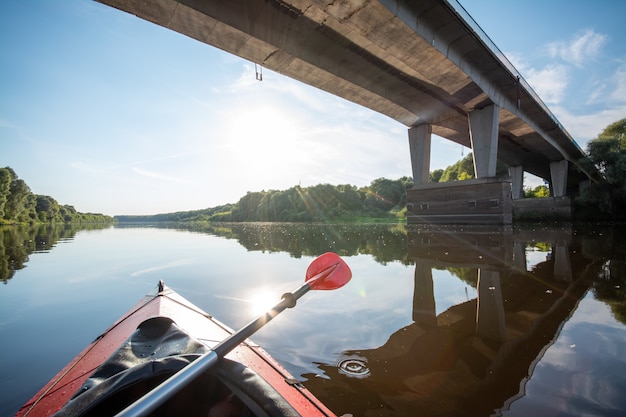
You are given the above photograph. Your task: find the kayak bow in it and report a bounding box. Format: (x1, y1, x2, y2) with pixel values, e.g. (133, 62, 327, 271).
(16, 265, 349, 417)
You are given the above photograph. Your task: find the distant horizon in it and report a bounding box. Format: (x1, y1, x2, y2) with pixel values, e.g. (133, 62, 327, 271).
(2, 0, 624, 216)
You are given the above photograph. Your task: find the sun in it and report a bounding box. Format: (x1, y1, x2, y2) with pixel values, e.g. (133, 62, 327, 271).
(248, 290, 278, 316)
(223, 105, 306, 180)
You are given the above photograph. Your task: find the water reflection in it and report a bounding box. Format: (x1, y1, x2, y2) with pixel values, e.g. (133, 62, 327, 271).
(158, 222, 411, 263)
(0, 224, 111, 283)
(300, 225, 626, 417)
(1, 222, 625, 416)
(116, 222, 625, 415)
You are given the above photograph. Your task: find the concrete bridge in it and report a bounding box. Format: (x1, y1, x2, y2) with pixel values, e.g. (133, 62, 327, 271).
(98, 0, 602, 223)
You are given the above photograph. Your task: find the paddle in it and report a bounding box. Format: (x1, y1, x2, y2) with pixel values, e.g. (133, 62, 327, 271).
(116, 252, 351, 417)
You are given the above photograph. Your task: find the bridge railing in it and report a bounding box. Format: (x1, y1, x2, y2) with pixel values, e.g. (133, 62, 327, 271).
(444, 0, 582, 151)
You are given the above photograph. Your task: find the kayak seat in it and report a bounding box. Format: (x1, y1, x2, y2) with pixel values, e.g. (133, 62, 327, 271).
(52, 316, 301, 417)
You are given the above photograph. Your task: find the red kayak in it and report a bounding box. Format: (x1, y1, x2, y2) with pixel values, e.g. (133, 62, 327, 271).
(15, 280, 338, 416)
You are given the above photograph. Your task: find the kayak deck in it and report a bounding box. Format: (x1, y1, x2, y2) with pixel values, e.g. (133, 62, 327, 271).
(16, 281, 335, 417)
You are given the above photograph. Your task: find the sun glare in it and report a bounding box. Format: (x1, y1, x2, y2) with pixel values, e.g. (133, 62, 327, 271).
(248, 290, 278, 316)
(223, 105, 305, 179)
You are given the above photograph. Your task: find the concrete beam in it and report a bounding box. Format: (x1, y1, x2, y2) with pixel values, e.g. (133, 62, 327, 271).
(408, 124, 432, 186)
(509, 165, 524, 199)
(469, 105, 500, 178)
(550, 160, 568, 197)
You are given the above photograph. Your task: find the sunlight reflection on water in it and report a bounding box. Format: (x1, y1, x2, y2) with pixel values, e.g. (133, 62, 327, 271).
(1, 223, 625, 417)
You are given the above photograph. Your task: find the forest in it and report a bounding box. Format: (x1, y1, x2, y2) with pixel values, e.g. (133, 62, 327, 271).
(116, 177, 412, 223)
(0, 167, 115, 225)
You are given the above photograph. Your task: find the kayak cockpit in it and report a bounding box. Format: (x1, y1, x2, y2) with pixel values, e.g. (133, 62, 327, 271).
(52, 317, 300, 417)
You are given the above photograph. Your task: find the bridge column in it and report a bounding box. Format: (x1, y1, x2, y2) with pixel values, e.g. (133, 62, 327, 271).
(550, 160, 568, 197)
(513, 241, 527, 272)
(476, 269, 506, 342)
(553, 242, 573, 282)
(509, 165, 524, 199)
(408, 124, 432, 186)
(469, 104, 500, 178)
(412, 264, 437, 327)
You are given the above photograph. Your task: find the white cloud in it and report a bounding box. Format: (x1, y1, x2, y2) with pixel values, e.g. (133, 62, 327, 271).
(131, 167, 196, 184)
(507, 53, 568, 105)
(546, 29, 607, 67)
(525, 64, 569, 105)
(610, 62, 626, 104)
(506, 33, 624, 143)
(550, 104, 626, 145)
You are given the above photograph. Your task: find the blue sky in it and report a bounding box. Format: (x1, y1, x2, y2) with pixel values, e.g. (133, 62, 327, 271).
(1, 1, 624, 216)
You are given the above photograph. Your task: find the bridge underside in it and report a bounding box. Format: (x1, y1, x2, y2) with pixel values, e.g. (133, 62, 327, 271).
(98, 0, 597, 187)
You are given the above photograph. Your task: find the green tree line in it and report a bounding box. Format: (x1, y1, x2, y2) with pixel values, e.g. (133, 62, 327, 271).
(117, 117, 626, 224)
(0, 167, 115, 225)
(117, 177, 413, 223)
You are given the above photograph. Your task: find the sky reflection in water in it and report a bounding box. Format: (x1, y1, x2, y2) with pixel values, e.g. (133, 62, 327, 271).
(1, 223, 625, 417)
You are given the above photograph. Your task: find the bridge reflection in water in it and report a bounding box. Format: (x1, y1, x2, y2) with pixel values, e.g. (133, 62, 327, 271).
(305, 226, 609, 416)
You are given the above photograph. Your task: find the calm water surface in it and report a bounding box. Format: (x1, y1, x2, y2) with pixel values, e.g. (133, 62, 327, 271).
(1, 223, 625, 416)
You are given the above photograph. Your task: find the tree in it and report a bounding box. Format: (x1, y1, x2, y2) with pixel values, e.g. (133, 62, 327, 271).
(597, 118, 626, 143)
(441, 153, 475, 182)
(0, 168, 11, 218)
(524, 185, 550, 198)
(4, 172, 34, 221)
(36, 195, 60, 222)
(576, 118, 626, 220)
(436, 152, 508, 183)
(429, 169, 443, 183)
(364, 178, 405, 211)
(0, 166, 114, 224)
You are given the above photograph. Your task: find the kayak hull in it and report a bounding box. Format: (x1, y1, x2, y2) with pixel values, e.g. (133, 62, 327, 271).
(16, 282, 335, 417)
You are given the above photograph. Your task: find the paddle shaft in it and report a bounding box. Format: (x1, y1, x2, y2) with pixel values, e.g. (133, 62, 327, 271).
(115, 282, 315, 417)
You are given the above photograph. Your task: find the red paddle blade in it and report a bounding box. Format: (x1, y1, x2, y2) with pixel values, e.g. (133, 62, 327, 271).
(305, 252, 352, 290)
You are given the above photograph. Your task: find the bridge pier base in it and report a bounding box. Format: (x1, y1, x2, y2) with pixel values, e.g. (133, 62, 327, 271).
(406, 178, 513, 224)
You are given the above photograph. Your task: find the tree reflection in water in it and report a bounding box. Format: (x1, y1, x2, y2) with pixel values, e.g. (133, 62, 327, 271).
(1, 224, 111, 283)
(2, 222, 625, 416)
(130, 221, 626, 416)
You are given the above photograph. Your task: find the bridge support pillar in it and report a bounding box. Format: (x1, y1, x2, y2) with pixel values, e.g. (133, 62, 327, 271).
(550, 160, 568, 197)
(509, 165, 524, 199)
(413, 264, 437, 327)
(469, 104, 499, 178)
(476, 269, 506, 342)
(513, 241, 527, 272)
(408, 124, 432, 186)
(553, 242, 573, 282)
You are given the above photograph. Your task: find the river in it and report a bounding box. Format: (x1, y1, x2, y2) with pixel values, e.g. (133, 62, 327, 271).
(1, 222, 625, 416)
